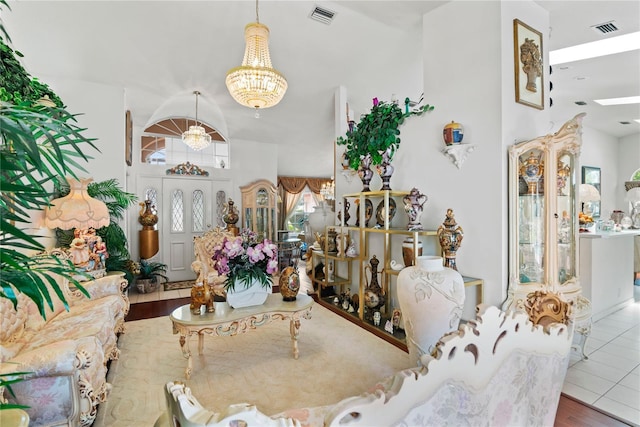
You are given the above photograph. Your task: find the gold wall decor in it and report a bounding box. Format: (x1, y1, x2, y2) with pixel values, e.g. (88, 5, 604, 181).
(514, 19, 544, 110)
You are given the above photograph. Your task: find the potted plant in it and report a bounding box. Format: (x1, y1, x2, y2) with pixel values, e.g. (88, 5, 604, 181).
(337, 97, 434, 191)
(133, 259, 168, 293)
(211, 229, 278, 308)
(1, 3, 101, 319)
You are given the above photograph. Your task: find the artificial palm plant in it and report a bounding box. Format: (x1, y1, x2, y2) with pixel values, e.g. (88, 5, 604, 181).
(0, 1, 101, 316)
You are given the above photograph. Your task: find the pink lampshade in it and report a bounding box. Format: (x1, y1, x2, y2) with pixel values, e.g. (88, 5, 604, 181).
(44, 177, 110, 230)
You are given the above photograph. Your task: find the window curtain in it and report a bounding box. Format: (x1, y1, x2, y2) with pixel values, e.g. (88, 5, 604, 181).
(277, 176, 331, 231)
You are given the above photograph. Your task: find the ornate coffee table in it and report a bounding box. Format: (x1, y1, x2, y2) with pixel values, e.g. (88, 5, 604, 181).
(170, 293, 313, 379)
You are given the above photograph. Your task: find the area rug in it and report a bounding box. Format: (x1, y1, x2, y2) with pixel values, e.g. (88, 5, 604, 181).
(163, 280, 195, 291)
(93, 303, 410, 427)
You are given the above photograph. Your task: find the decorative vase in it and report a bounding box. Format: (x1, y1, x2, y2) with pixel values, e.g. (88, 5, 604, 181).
(357, 154, 374, 192)
(436, 209, 464, 271)
(279, 266, 300, 301)
(226, 278, 272, 308)
(402, 238, 423, 267)
(364, 255, 384, 318)
(138, 199, 159, 259)
(223, 198, 240, 236)
(519, 152, 544, 195)
(335, 231, 350, 257)
(443, 121, 464, 146)
(403, 188, 427, 231)
(375, 147, 394, 191)
(342, 200, 351, 226)
(138, 199, 158, 228)
(397, 256, 465, 367)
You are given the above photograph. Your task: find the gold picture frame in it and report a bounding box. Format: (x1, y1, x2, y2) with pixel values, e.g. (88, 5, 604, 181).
(514, 19, 544, 110)
(125, 110, 132, 166)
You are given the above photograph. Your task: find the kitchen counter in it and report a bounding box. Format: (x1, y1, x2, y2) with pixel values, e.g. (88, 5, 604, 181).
(579, 229, 640, 239)
(579, 230, 638, 320)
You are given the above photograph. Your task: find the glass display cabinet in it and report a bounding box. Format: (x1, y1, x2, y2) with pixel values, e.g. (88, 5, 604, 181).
(504, 113, 591, 359)
(240, 179, 277, 242)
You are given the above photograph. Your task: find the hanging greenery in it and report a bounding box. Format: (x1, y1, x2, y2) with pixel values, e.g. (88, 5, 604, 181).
(337, 97, 434, 171)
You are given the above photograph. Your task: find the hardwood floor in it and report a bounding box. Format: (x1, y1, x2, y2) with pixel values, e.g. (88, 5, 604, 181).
(125, 299, 633, 426)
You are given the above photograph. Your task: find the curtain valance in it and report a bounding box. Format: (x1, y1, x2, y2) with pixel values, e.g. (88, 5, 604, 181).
(278, 176, 331, 195)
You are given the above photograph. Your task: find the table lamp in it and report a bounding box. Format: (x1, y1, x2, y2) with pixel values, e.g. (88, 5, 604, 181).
(44, 177, 110, 274)
(579, 183, 600, 215)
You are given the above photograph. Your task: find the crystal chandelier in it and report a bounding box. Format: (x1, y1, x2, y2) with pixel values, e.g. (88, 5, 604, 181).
(321, 179, 335, 201)
(182, 91, 211, 151)
(225, 0, 287, 116)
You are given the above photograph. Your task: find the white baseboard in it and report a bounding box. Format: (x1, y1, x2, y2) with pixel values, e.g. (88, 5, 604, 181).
(592, 298, 635, 322)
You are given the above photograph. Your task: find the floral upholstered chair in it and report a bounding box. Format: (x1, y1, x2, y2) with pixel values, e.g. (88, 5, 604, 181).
(191, 227, 235, 299)
(154, 305, 574, 427)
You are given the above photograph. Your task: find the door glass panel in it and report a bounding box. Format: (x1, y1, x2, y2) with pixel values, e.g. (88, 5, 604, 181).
(192, 189, 204, 233)
(556, 151, 575, 283)
(171, 189, 184, 232)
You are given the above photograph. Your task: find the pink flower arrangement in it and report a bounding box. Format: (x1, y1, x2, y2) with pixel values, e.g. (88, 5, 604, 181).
(212, 229, 278, 291)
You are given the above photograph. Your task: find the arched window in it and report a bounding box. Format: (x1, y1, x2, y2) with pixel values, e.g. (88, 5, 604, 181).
(141, 118, 229, 168)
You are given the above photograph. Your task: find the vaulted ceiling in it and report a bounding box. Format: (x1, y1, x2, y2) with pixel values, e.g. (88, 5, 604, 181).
(3, 1, 638, 176)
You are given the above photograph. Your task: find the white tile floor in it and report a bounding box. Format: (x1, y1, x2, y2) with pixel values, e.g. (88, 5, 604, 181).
(563, 285, 640, 426)
(128, 270, 640, 425)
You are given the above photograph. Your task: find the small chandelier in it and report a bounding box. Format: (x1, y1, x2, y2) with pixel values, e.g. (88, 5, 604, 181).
(182, 91, 211, 151)
(225, 0, 288, 116)
(321, 179, 335, 201)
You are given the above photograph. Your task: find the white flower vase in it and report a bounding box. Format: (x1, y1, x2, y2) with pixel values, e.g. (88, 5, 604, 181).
(397, 256, 465, 367)
(226, 278, 272, 308)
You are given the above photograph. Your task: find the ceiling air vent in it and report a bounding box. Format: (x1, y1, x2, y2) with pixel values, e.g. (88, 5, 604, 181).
(591, 21, 619, 34)
(309, 6, 336, 25)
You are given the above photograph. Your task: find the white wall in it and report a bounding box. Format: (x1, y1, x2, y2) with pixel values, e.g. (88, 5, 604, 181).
(37, 76, 127, 186)
(331, 1, 550, 317)
(618, 132, 640, 209)
(580, 126, 623, 218)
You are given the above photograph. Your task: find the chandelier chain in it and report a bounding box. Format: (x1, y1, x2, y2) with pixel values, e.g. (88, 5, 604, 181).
(255, 0, 259, 23)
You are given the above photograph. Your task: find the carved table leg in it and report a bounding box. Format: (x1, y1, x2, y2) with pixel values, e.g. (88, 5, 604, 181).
(198, 332, 205, 356)
(290, 318, 301, 359)
(179, 334, 193, 379)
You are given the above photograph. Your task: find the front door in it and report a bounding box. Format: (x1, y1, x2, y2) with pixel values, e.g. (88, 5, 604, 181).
(162, 178, 214, 282)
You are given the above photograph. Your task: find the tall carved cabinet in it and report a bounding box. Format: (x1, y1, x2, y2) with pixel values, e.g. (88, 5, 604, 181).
(240, 180, 277, 242)
(503, 113, 591, 359)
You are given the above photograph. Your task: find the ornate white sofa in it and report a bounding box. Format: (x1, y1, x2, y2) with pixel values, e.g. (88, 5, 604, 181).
(154, 304, 573, 427)
(0, 272, 129, 427)
(191, 227, 235, 298)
